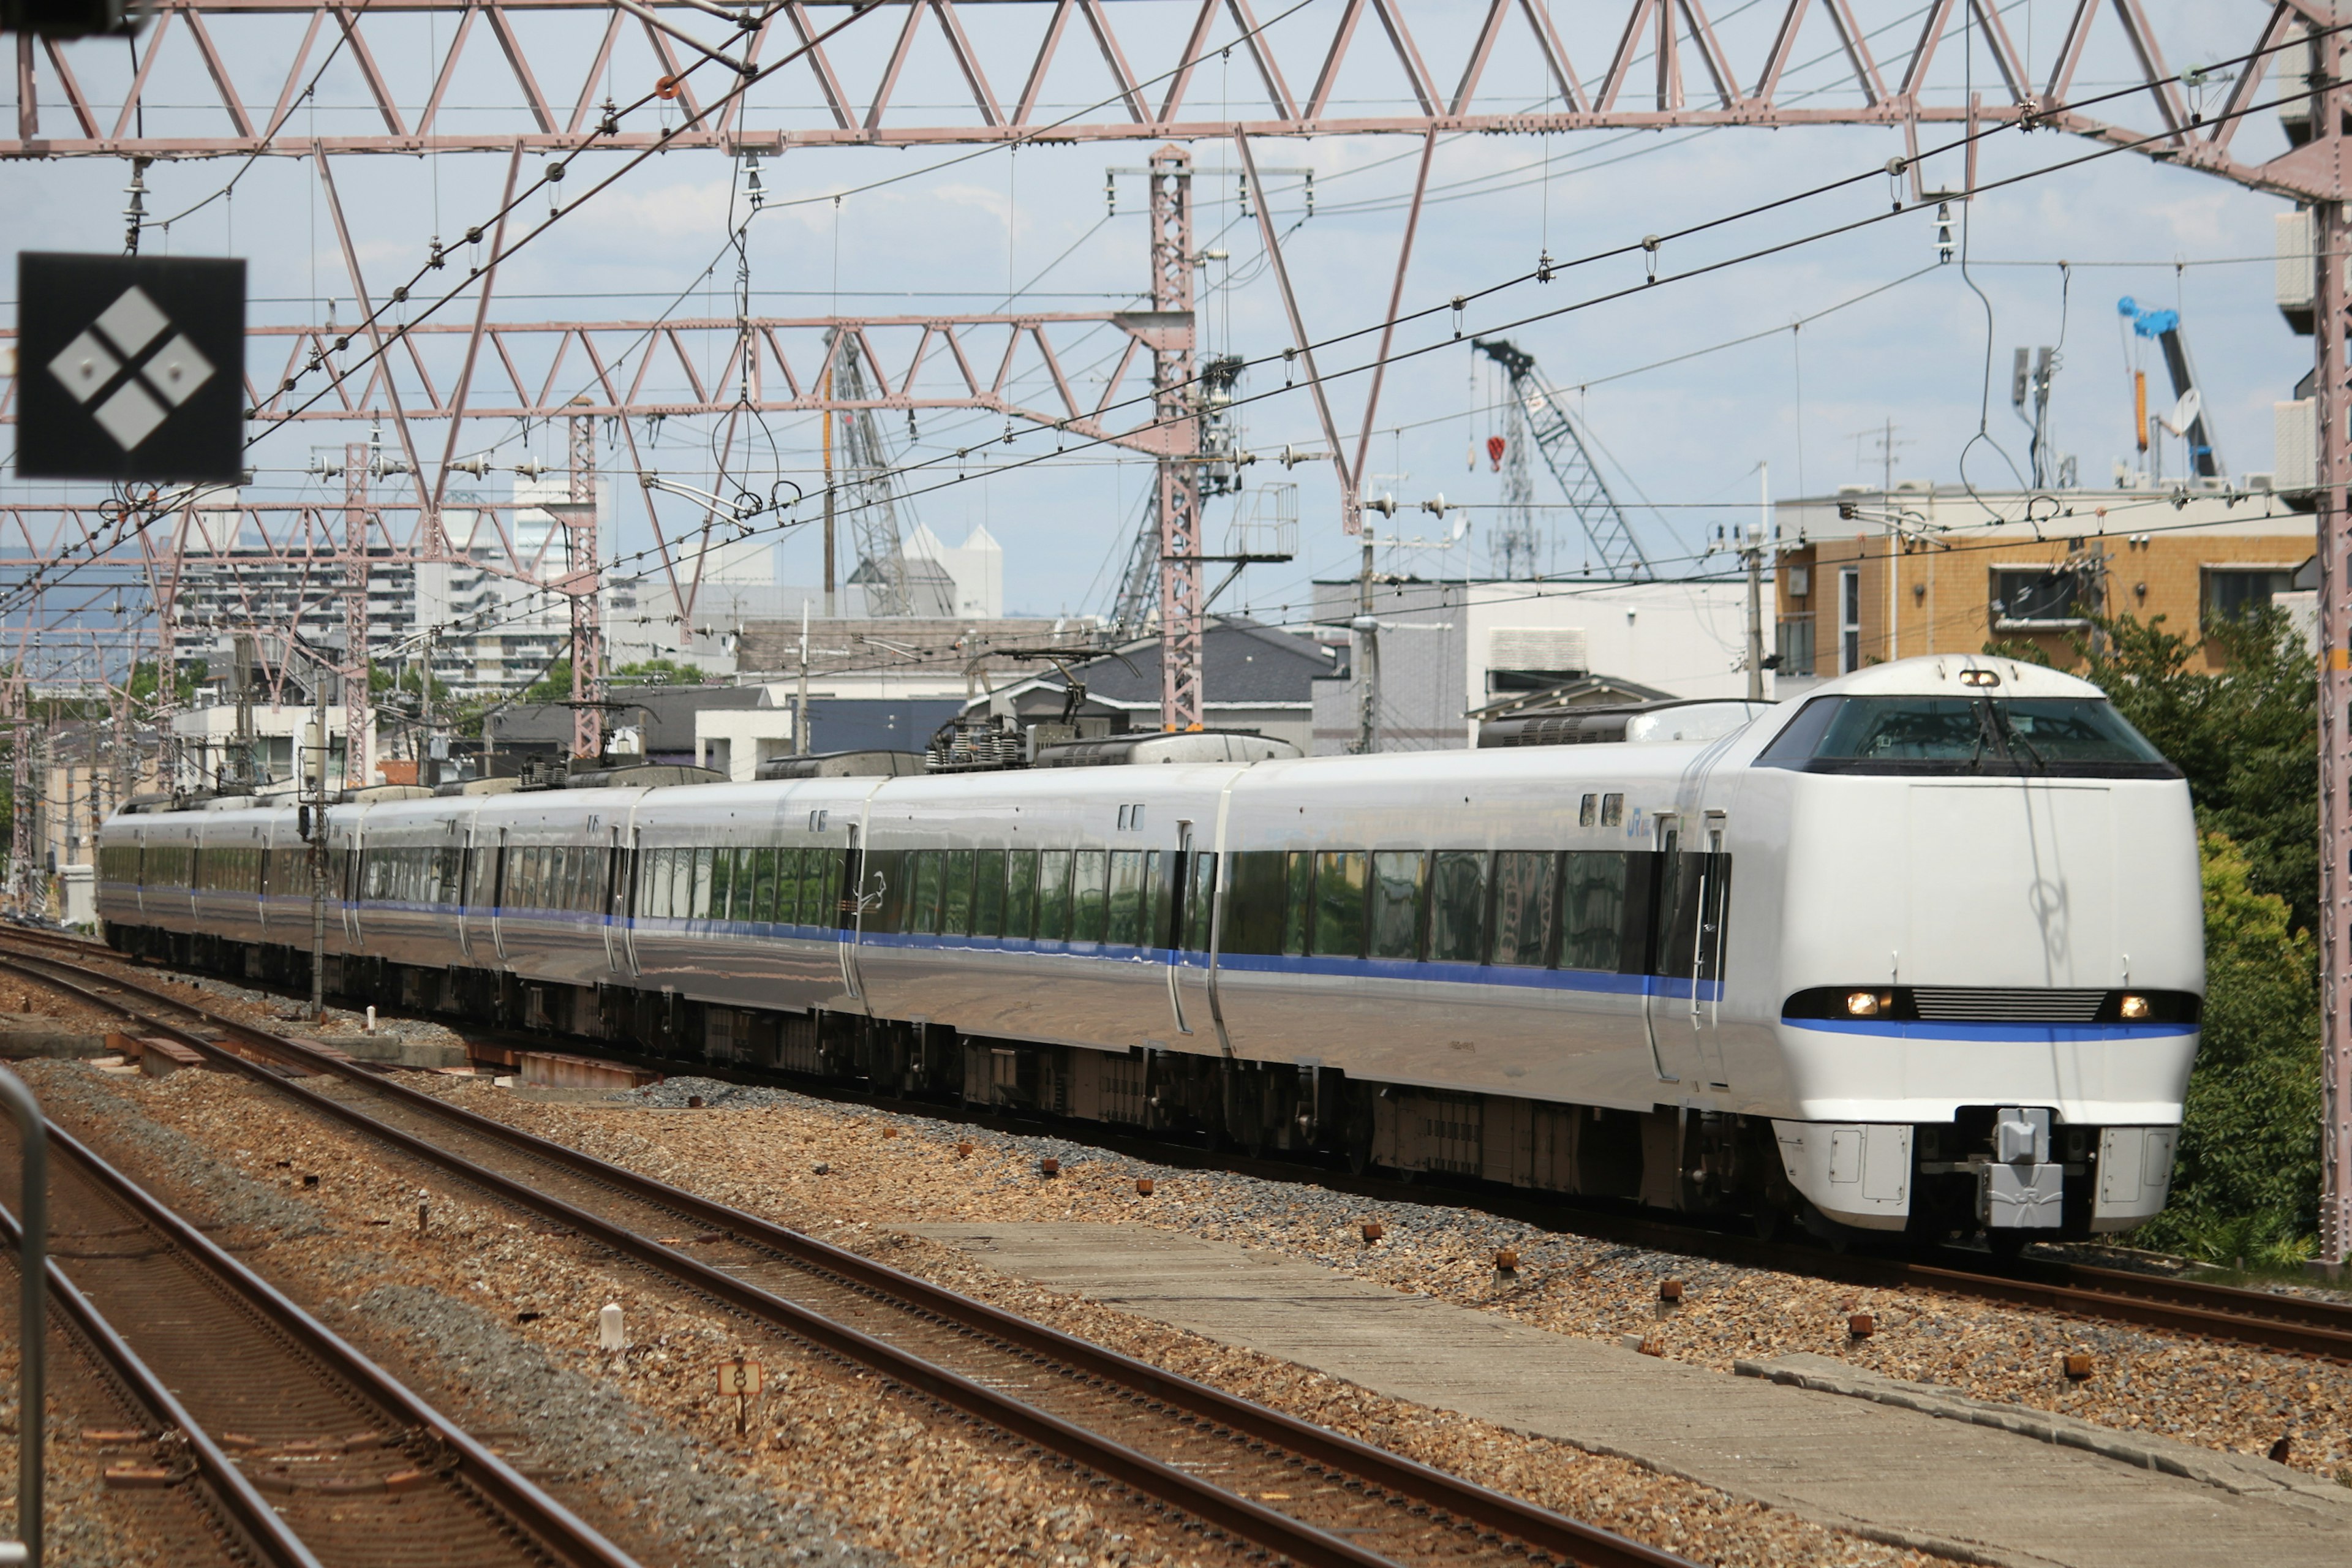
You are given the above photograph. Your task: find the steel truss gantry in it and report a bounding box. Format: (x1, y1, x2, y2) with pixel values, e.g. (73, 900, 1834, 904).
(8, 1, 2352, 1259)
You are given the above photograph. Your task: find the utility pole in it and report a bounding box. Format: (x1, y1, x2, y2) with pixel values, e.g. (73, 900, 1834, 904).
(796, 600, 811, 755)
(1746, 462, 1768, 703)
(821, 363, 837, 619)
(567, 402, 605, 762)
(2316, 26, 2352, 1276)
(1352, 532, 1378, 754)
(344, 442, 371, 793)
(1148, 144, 1205, 732)
(306, 659, 328, 1021)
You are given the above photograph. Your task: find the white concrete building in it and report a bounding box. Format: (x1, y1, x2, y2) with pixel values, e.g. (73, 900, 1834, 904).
(1308, 576, 1765, 753)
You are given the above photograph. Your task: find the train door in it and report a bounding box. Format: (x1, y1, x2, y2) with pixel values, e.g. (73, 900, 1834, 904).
(620, 823, 643, 978)
(456, 821, 478, 960)
(489, 827, 510, 964)
(341, 820, 365, 949)
(1642, 813, 1733, 1089)
(601, 823, 627, 974)
(1165, 821, 1197, 1038)
(837, 823, 869, 1008)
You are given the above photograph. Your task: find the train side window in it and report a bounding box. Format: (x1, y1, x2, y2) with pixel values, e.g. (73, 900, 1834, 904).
(1183, 853, 1218, 952)
(1221, 851, 1285, 954)
(941, 849, 976, 937)
(584, 850, 609, 914)
(1559, 851, 1631, 971)
(1036, 850, 1074, 942)
(692, 848, 718, 920)
(812, 848, 847, 927)
(972, 849, 1006, 937)
(1311, 851, 1368, 959)
(1106, 850, 1147, 946)
(750, 847, 780, 924)
(1600, 793, 1624, 826)
(1368, 851, 1426, 960)
(1005, 849, 1039, 938)
(1071, 850, 1110, 944)
(639, 848, 666, 918)
(1428, 851, 1489, 964)
(710, 847, 736, 918)
(908, 850, 944, 935)
(1491, 851, 1559, 967)
(1282, 851, 1312, 956)
(1579, 793, 1597, 827)
(1142, 850, 1168, 948)
(865, 850, 908, 932)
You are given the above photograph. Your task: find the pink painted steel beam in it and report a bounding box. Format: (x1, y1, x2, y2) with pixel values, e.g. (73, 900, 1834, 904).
(5, 312, 1185, 449)
(6, 0, 2332, 203)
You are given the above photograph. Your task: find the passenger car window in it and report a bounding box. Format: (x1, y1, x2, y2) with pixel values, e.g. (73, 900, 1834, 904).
(1428, 851, 1488, 963)
(1035, 850, 1072, 941)
(1283, 851, 1312, 956)
(1491, 851, 1558, 967)
(973, 849, 1006, 937)
(1559, 851, 1630, 971)
(1005, 849, 1038, 938)
(910, 850, 944, 935)
(1182, 853, 1217, 953)
(1106, 850, 1147, 946)
(1071, 850, 1109, 943)
(1311, 851, 1368, 958)
(941, 850, 975, 937)
(1222, 851, 1286, 955)
(1368, 851, 1425, 960)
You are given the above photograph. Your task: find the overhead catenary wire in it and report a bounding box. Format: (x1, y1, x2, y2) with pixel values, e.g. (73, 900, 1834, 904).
(7, 20, 2329, 655)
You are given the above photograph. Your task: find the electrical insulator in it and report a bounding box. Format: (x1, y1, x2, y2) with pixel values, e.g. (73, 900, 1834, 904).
(1934, 201, 1955, 265)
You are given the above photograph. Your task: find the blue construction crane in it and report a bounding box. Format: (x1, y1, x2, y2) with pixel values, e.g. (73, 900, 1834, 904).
(2117, 296, 2224, 480)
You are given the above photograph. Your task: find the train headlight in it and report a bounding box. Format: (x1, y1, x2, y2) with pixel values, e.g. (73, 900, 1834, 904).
(1845, 991, 1881, 1017)
(2119, 993, 2150, 1020)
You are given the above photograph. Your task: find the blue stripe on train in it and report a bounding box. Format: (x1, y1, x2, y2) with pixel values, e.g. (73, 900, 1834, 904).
(333, 903, 1723, 1000)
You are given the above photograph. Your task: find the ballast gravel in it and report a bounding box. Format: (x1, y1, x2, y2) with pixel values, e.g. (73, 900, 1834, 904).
(10, 1059, 1290, 1568)
(482, 1076, 2352, 1492)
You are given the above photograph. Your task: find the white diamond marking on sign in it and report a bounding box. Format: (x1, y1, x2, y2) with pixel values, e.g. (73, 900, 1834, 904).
(94, 286, 168, 357)
(48, 331, 120, 404)
(94, 381, 168, 451)
(45, 287, 219, 453)
(148, 334, 214, 406)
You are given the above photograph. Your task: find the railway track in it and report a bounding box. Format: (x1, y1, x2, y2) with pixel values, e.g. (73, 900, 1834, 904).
(0, 1077, 639, 1568)
(6, 924, 2349, 1366)
(0, 932, 1693, 1568)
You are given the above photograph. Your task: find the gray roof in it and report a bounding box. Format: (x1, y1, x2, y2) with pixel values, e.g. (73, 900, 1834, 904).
(999, 619, 1334, 712)
(487, 682, 771, 751)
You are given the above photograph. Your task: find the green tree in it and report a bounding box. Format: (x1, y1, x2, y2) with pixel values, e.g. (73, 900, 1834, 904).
(2136, 834, 2323, 1254)
(1991, 608, 2316, 934)
(611, 657, 709, 687)
(521, 658, 575, 706)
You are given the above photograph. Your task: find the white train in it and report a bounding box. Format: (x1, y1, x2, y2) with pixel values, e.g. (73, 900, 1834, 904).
(95, 654, 2200, 1244)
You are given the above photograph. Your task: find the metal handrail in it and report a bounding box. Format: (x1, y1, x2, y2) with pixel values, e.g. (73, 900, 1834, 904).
(0, 1068, 43, 1568)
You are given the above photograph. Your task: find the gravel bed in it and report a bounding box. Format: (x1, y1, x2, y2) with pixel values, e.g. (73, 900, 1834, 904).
(490, 1077, 2352, 1488)
(15, 1060, 1271, 1568)
(409, 1076, 1964, 1567)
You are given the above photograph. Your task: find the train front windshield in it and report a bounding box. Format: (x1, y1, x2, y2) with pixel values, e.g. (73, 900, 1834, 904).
(1758, 695, 2177, 777)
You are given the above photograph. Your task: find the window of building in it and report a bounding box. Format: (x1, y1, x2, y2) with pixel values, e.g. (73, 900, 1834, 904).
(1839, 567, 1862, 672)
(2203, 567, 2298, 625)
(1991, 567, 2093, 627)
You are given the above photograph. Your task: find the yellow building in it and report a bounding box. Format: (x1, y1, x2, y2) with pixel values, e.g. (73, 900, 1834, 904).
(1773, 484, 2316, 685)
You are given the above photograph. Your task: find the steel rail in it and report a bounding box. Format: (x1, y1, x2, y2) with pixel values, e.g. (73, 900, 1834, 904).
(0, 1110, 642, 1568)
(12, 926, 2349, 1354)
(0, 1203, 322, 1568)
(0, 938, 1692, 1568)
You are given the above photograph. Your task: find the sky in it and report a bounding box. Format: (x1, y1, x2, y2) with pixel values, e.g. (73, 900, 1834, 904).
(0, 0, 2317, 646)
